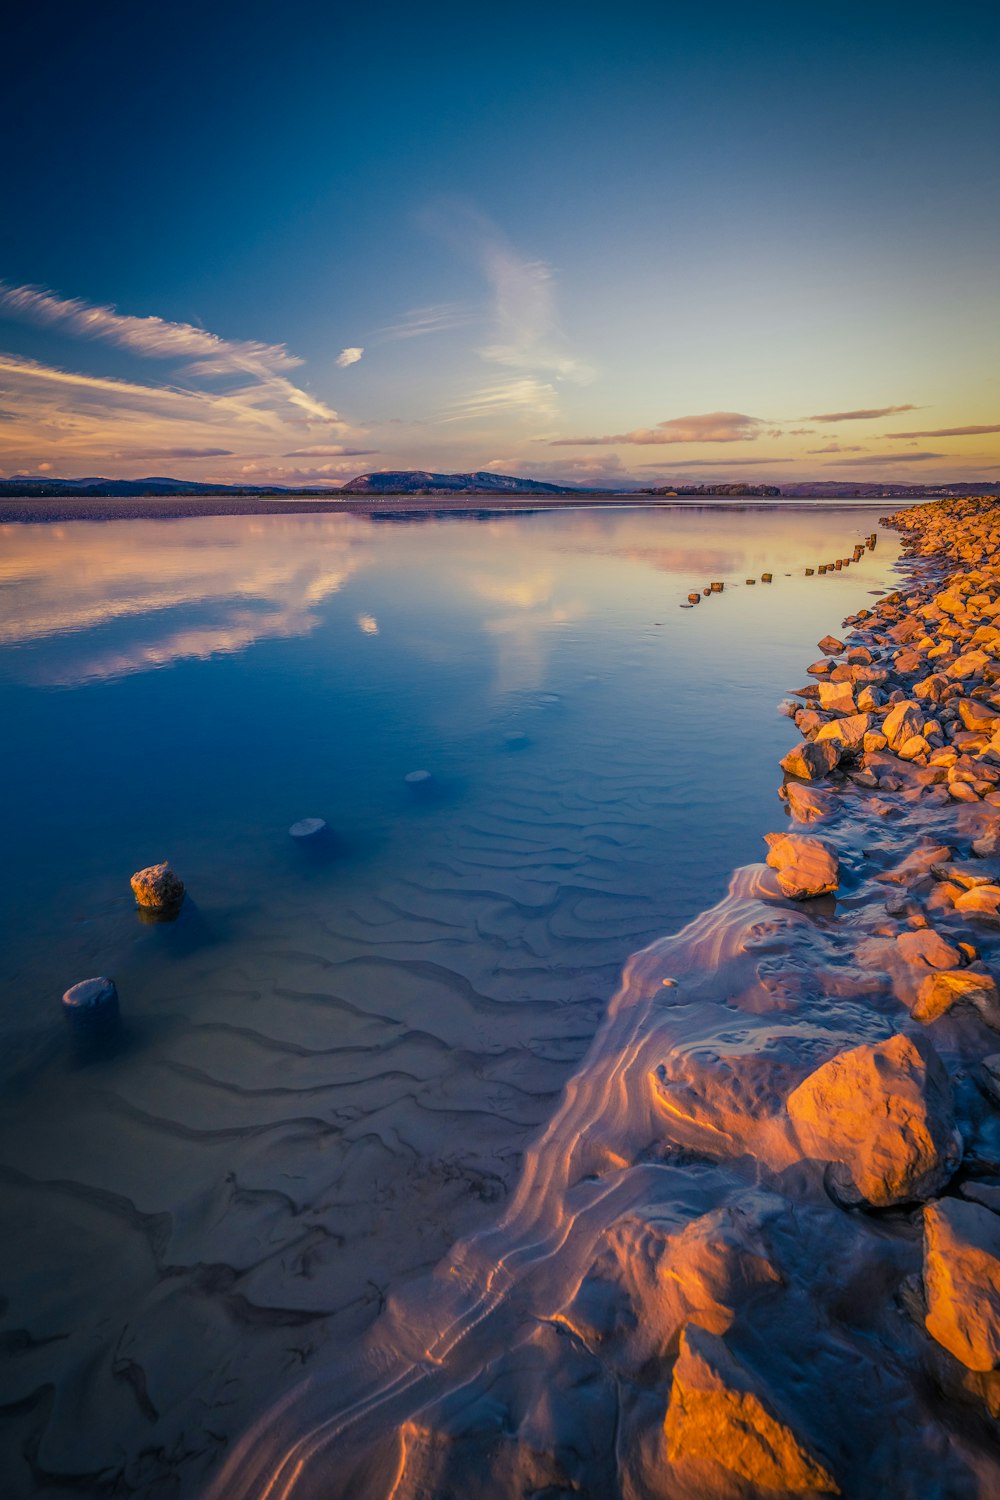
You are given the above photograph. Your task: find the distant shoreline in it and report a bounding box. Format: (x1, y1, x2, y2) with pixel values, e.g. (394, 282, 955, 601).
(0, 492, 927, 524)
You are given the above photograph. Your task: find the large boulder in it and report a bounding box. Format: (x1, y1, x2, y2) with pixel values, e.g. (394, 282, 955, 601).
(664, 1324, 839, 1493)
(764, 833, 839, 899)
(923, 1198, 1000, 1371)
(786, 1034, 960, 1207)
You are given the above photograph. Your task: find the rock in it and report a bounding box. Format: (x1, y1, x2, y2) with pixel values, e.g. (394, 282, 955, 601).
(817, 680, 856, 715)
(818, 635, 845, 656)
(814, 712, 872, 751)
(62, 976, 118, 1014)
(954, 885, 1000, 922)
(924, 1198, 1000, 1371)
(289, 817, 327, 840)
(404, 769, 433, 785)
(764, 833, 839, 899)
(130, 861, 185, 912)
(781, 740, 841, 781)
(959, 698, 1000, 732)
(914, 969, 1000, 1027)
(786, 1033, 960, 1207)
(973, 824, 1000, 858)
(895, 927, 963, 970)
(785, 783, 836, 824)
(882, 700, 925, 752)
(664, 1324, 839, 1493)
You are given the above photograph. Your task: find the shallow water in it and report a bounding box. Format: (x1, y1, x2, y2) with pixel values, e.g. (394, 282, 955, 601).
(0, 504, 902, 1497)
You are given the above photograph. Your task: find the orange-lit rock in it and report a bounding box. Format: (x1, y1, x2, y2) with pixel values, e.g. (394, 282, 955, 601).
(924, 1198, 1000, 1371)
(784, 783, 836, 824)
(664, 1324, 839, 1494)
(817, 679, 856, 715)
(814, 712, 872, 752)
(913, 968, 1000, 1026)
(129, 861, 185, 911)
(781, 739, 841, 781)
(882, 700, 925, 752)
(786, 1033, 960, 1206)
(764, 833, 839, 900)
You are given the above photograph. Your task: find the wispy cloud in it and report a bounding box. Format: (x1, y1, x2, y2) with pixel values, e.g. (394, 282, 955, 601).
(110, 446, 235, 460)
(0, 279, 342, 424)
(336, 346, 364, 368)
(807, 443, 866, 454)
(0, 282, 368, 481)
(637, 456, 794, 468)
(824, 450, 944, 466)
(805, 404, 918, 423)
(440, 377, 559, 422)
(375, 303, 476, 341)
(282, 445, 375, 457)
(884, 423, 1000, 438)
(427, 203, 593, 389)
(551, 412, 765, 446)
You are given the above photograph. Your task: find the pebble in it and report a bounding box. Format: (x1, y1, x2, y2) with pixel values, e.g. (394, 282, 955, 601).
(289, 817, 327, 840)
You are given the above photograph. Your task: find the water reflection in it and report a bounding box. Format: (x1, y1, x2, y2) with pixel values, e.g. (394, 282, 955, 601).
(0, 503, 903, 1500)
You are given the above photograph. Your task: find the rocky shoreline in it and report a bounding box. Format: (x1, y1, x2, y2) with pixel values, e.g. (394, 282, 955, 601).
(211, 497, 1000, 1500)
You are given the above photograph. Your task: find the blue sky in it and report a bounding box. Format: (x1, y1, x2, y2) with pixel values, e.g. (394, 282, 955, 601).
(2, 1, 999, 486)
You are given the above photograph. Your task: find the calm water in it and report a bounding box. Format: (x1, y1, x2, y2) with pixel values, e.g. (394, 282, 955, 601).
(0, 504, 901, 1497)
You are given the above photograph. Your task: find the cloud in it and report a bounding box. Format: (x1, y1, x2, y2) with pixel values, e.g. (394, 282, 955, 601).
(282, 445, 377, 457)
(336, 347, 364, 368)
(786, 427, 816, 435)
(551, 412, 765, 446)
(884, 423, 1000, 438)
(806, 443, 866, 454)
(637, 457, 794, 468)
(0, 279, 342, 425)
(824, 451, 945, 466)
(805, 404, 918, 423)
(440, 377, 559, 422)
(0, 350, 363, 480)
(375, 303, 476, 340)
(110, 446, 235, 459)
(427, 203, 593, 386)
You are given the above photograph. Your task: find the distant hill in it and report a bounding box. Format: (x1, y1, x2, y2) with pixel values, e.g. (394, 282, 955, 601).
(0, 475, 311, 497)
(341, 470, 577, 494)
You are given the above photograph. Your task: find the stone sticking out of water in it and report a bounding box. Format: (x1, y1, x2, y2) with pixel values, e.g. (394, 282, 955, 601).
(130, 861, 184, 915)
(289, 817, 327, 840)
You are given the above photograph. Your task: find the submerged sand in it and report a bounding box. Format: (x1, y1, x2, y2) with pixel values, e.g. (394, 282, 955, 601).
(204, 496, 1000, 1499)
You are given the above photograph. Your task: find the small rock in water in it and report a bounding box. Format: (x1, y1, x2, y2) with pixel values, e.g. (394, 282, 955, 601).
(780, 739, 841, 781)
(764, 832, 839, 899)
(289, 817, 327, 840)
(130, 861, 185, 913)
(62, 976, 118, 1014)
(818, 634, 845, 655)
(404, 769, 433, 785)
(61, 976, 120, 1041)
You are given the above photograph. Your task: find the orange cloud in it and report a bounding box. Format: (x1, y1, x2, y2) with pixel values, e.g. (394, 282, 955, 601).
(551, 412, 764, 446)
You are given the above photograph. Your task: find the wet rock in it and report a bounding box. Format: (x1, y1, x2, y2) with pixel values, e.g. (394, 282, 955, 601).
(781, 740, 841, 781)
(62, 976, 118, 1015)
(664, 1324, 839, 1494)
(954, 885, 1000, 923)
(130, 861, 185, 912)
(404, 769, 433, 785)
(764, 833, 839, 900)
(786, 1033, 961, 1207)
(818, 634, 845, 656)
(895, 927, 963, 970)
(924, 1198, 1000, 1371)
(289, 817, 327, 840)
(914, 969, 1000, 1027)
(784, 784, 836, 824)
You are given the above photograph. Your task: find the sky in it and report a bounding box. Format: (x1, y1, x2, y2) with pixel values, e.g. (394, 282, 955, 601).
(2, 0, 999, 490)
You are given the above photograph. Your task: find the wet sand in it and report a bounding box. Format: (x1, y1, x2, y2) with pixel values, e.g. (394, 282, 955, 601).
(207, 496, 1000, 1499)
